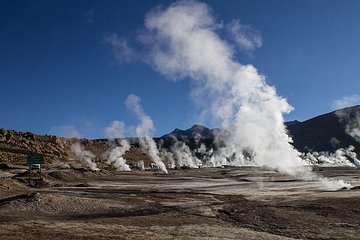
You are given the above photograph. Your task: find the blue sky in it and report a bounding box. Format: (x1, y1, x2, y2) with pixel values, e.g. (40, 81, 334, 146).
(1, 0, 360, 138)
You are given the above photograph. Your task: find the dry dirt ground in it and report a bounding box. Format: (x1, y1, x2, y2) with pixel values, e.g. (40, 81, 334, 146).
(0, 166, 359, 239)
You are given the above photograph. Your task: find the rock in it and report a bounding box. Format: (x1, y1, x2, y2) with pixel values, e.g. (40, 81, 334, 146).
(0, 171, 17, 178)
(52, 149, 61, 157)
(0, 163, 27, 170)
(26, 192, 41, 201)
(24, 132, 35, 140)
(0, 128, 8, 135)
(5, 133, 12, 142)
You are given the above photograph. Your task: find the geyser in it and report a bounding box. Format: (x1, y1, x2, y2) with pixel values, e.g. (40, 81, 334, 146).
(137, 0, 351, 189)
(105, 120, 131, 171)
(141, 0, 303, 174)
(102, 0, 354, 190)
(125, 94, 168, 173)
(71, 142, 99, 171)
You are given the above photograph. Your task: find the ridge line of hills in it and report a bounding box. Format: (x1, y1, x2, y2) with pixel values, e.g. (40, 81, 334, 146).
(0, 105, 359, 166)
(159, 105, 360, 154)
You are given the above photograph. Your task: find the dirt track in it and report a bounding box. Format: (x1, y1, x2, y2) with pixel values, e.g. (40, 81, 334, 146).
(0, 166, 359, 239)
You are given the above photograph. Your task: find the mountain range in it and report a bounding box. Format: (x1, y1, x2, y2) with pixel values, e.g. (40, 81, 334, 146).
(161, 105, 360, 155)
(1, 105, 359, 166)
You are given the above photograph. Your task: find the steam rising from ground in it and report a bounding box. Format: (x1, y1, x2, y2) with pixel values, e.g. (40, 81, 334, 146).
(99, 0, 355, 190)
(319, 178, 352, 191)
(142, 0, 304, 175)
(104, 121, 131, 171)
(106, 140, 131, 171)
(71, 142, 99, 171)
(302, 146, 360, 168)
(170, 137, 202, 168)
(336, 107, 360, 142)
(135, 0, 356, 190)
(125, 94, 168, 173)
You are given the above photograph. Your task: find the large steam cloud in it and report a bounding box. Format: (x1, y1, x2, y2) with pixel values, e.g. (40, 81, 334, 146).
(141, 0, 304, 175)
(100, 0, 353, 190)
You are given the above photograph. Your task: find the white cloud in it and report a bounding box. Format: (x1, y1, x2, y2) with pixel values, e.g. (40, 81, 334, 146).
(226, 19, 262, 52)
(333, 95, 360, 109)
(104, 33, 134, 63)
(48, 125, 81, 138)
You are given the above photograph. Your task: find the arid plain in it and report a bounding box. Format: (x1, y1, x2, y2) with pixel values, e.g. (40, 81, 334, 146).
(1, 166, 359, 239)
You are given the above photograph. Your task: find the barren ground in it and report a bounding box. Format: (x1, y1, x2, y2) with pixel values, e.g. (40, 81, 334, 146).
(0, 166, 359, 239)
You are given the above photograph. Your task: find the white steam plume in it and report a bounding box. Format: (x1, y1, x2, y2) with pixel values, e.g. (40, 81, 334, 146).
(336, 106, 360, 142)
(106, 140, 131, 171)
(161, 148, 176, 169)
(142, 1, 303, 174)
(302, 146, 360, 168)
(105, 120, 126, 139)
(125, 94, 168, 173)
(169, 136, 202, 168)
(71, 142, 99, 171)
(105, 120, 131, 171)
(333, 95, 360, 110)
(137, 0, 352, 190)
(319, 178, 351, 191)
(226, 19, 262, 52)
(197, 143, 213, 163)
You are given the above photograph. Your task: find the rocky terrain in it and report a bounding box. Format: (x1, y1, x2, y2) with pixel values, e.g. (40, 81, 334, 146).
(0, 128, 71, 165)
(0, 129, 154, 169)
(1, 105, 359, 170)
(0, 106, 360, 239)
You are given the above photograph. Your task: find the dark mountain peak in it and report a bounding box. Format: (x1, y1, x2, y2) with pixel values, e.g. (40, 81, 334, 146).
(189, 124, 208, 131)
(161, 124, 214, 140)
(285, 120, 301, 127)
(296, 105, 360, 128)
(160, 105, 360, 155)
(287, 105, 360, 153)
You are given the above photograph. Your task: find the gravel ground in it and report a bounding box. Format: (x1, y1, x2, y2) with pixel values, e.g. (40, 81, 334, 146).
(0, 166, 359, 239)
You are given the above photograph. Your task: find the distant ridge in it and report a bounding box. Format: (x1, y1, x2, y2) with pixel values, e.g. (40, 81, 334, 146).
(285, 120, 301, 127)
(1, 106, 359, 161)
(287, 105, 360, 153)
(161, 105, 360, 154)
(162, 124, 215, 140)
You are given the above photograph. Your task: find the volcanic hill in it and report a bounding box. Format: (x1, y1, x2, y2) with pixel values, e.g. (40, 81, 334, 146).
(0, 105, 359, 167)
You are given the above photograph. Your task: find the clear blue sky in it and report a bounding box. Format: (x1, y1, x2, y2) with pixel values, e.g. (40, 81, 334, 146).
(1, 0, 360, 138)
